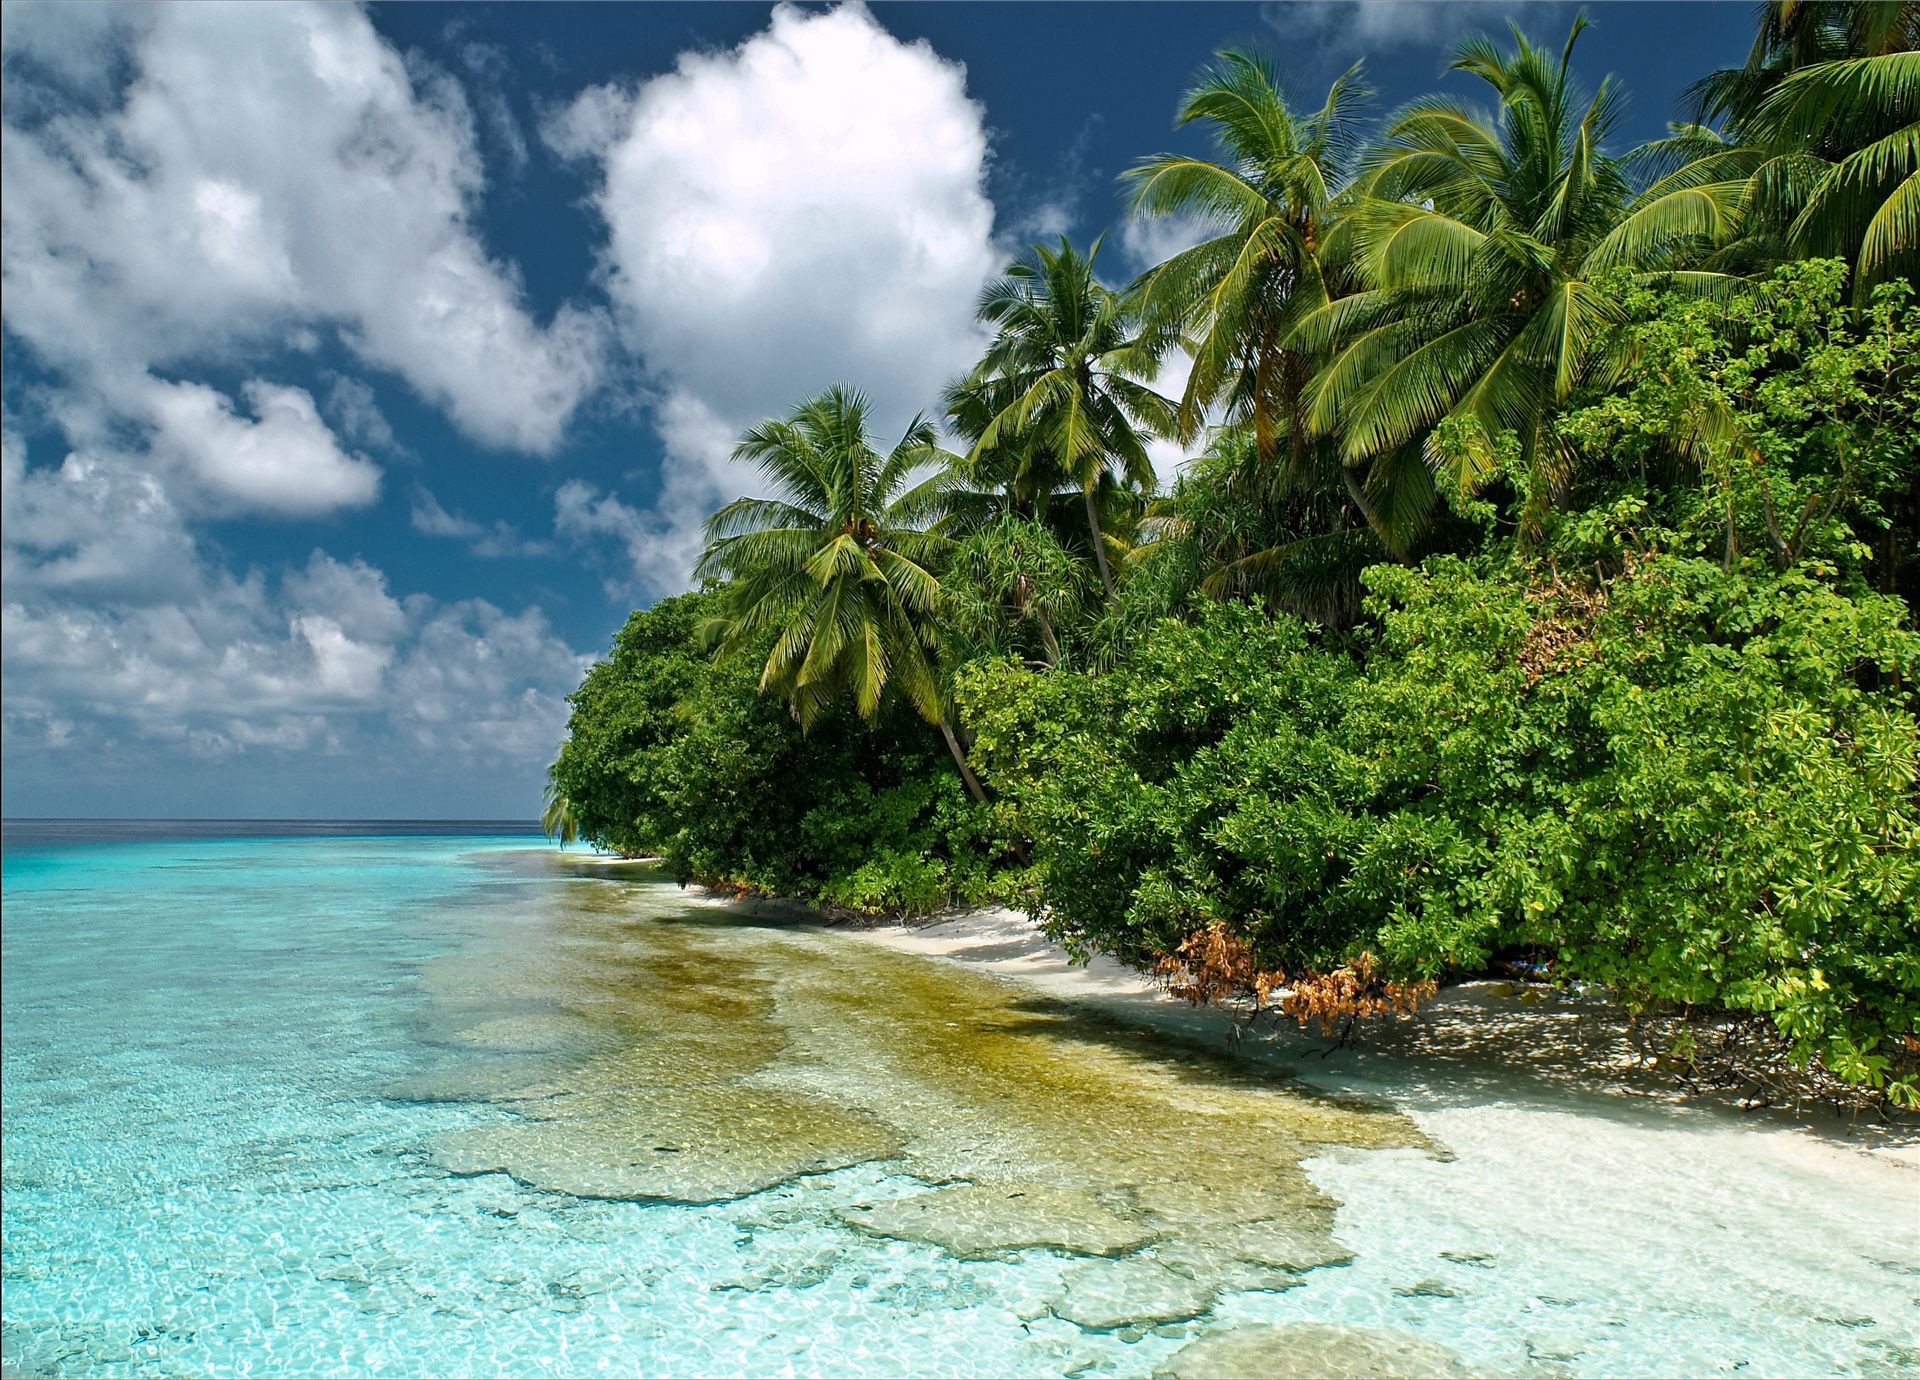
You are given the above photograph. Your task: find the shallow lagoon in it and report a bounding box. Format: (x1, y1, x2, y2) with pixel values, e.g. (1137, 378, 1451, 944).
(3, 833, 1915, 1377)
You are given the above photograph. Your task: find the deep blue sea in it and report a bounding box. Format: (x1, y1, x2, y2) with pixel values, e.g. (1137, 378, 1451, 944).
(3, 824, 1916, 1378)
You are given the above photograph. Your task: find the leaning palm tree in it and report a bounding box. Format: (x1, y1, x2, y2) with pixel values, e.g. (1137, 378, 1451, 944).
(1124, 52, 1370, 474)
(541, 771, 580, 848)
(1302, 19, 1748, 534)
(695, 385, 986, 802)
(953, 237, 1178, 603)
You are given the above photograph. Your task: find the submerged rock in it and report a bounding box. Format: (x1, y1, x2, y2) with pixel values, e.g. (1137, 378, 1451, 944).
(443, 1014, 614, 1055)
(1048, 1258, 1218, 1331)
(407, 881, 1423, 1300)
(709, 1248, 843, 1293)
(432, 1090, 901, 1203)
(1212, 1220, 1355, 1273)
(837, 1183, 1160, 1259)
(1155, 1323, 1475, 1379)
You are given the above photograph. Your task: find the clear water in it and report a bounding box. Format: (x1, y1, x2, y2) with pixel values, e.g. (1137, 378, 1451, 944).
(3, 830, 1915, 1378)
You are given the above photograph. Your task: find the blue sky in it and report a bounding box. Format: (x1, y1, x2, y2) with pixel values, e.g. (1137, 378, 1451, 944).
(1, 1, 1752, 818)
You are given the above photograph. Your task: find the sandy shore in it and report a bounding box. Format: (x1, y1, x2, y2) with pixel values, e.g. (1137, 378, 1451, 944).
(721, 901, 1920, 1178)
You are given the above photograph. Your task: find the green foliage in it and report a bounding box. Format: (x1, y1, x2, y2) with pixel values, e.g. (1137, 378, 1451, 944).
(553, 591, 1014, 914)
(551, 11, 1920, 1098)
(1559, 260, 1919, 603)
(960, 550, 1918, 1096)
(943, 514, 1096, 667)
(1133, 428, 1388, 627)
(548, 592, 711, 858)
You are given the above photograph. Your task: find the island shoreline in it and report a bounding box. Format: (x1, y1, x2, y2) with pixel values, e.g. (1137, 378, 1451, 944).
(664, 882, 1920, 1179)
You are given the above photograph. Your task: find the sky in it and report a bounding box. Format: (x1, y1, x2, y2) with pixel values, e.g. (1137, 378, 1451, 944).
(0, 0, 1754, 819)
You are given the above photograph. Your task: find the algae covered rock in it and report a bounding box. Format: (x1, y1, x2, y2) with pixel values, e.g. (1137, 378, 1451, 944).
(433, 1089, 900, 1203)
(837, 1183, 1160, 1259)
(1156, 1322, 1475, 1379)
(442, 1014, 615, 1055)
(1048, 1258, 1218, 1331)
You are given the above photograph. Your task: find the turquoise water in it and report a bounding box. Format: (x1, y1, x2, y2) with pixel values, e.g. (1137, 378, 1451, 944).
(3, 830, 1916, 1378)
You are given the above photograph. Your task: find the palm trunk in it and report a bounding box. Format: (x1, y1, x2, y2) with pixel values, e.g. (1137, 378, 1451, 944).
(939, 718, 988, 803)
(1033, 607, 1062, 667)
(1084, 486, 1117, 604)
(1016, 573, 1061, 667)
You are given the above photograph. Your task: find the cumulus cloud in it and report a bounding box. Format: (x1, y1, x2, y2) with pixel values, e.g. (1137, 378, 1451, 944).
(1, 422, 588, 812)
(142, 378, 382, 517)
(1, 0, 606, 458)
(539, 80, 635, 163)
(552, 478, 690, 596)
(2, 425, 202, 603)
(557, 2, 998, 594)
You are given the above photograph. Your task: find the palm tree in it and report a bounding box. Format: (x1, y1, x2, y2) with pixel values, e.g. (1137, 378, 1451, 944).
(695, 385, 986, 802)
(1124, 53, 1369, 464)
(1690, 1, 1916, 136)
(1122, 53, 1434, 556)
(1688, 3, 1919, 293)
(541, 771, 580, 848)
(1302, 19, 1747, 534)
(952, 237, 1178, 603)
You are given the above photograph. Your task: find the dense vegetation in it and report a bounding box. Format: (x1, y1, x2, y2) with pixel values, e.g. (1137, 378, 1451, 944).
(551, 5, 1919, 1104)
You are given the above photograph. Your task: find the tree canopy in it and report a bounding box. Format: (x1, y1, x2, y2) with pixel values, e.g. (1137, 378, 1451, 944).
(553, 6, 1919, 1106)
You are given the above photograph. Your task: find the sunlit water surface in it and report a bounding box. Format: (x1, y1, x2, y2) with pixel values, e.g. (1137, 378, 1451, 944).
(3, 830, 1915, 1378)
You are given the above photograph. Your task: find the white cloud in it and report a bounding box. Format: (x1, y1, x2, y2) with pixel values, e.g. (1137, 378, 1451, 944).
(1, 425, 202, 603)
(321, 374, 404, 455)
(561, 2, 998, 595)
(0, 2, 152, 103)
(1260, 1, 1554, 55)
(1119, 212, 1218, 277)
(283, 551, 409, 645)
(1143, 346, 1203, 490)
(412, 489, 487, 541)
(539, 81, 635, 163)
(1, 0, 605, 457)
(412, 486, 552, 559)
(142, 378, 382, 517)
(2, 422, 588, 809)
(553, 478, 693, 596)
(998, 114, 1105, 256)
(460, 40, 531, 176)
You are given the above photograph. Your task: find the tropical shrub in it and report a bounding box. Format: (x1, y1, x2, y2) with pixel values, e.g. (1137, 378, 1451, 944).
(960, 549, 1917, 1099)
(553, 592, 1014, 913)
(549, 13, 1920, 1100)
(548, 592, 712, 858)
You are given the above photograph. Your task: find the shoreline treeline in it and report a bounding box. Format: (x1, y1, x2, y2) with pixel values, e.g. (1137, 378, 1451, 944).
(552, 7, 1919, 1105)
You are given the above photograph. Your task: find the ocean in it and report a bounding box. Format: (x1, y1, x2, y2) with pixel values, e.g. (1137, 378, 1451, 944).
(3, 824, 1914, 1377)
